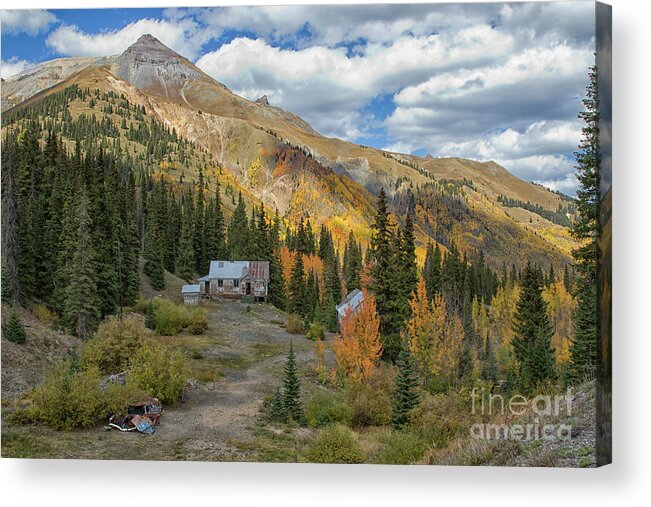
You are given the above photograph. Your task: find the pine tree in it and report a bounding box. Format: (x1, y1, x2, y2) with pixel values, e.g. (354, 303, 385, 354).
(512, 263, 556, 390)
(282, 343, 304, 424)
(567, 65, 600, 385)
(1, 134, 21, 304)
(3, 309, 27, 344)
(227, 191, 249, 260)
(424, 242, 442, 301)
(63, 193, 101, 339)
(193, 167, 207, 273)
(287, 252, 306, 316)
(267, 248, 287, 310)
(391, 349, 421, 428)
(176, 212, 195, 281)
(369, 189, 404, 361)
(269, 387, 286, 422)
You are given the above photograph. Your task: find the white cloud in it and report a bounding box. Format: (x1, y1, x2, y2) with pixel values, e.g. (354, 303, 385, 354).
(45, 18, 209, 60)
(1, 9, 57, 36)
(1, 57, 34, 79)
(195, 27, 513, 139)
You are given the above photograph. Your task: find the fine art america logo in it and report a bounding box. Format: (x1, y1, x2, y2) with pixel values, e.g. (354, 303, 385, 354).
(470, 388, 573, 442)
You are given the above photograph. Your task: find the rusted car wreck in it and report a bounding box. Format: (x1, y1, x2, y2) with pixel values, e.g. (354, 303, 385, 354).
(107, 398, 162, 435)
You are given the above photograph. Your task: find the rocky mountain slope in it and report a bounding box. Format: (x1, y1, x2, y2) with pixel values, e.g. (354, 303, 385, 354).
(1, 34, 578, 267)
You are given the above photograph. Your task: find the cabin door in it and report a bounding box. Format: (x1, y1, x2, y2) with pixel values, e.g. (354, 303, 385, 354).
(246, 282, 251, 295)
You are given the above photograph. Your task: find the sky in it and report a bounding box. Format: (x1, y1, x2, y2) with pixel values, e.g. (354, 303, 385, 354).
(1, 2, 597, 194)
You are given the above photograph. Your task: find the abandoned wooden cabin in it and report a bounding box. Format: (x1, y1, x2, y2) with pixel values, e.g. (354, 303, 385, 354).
(199, 261, 270, 302)
(181, 284, 201, 305)
(335, 288, 364, 328)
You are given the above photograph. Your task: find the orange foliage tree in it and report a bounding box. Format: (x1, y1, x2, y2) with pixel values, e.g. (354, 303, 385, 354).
(332, 289, 382, 383)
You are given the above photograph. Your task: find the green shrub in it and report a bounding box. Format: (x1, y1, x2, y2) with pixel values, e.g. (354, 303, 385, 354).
(141, 298, 208, 336)
(3, 309, 26, 344)
(152, 299, 189, 335)
(82, 314, 149, 373)
(103, 382, 148, 417)
(186, 308, 208, 335)
(346, 370, 393, 427)
(285, 314, 304, 335)
(304, 424, 366, 464)
(28, 363, 106, 429)
(375, 431, 428, 465)
(305, 321, 325, 341)
(408, 390, 472, 448)
(128, 340, 186, 405)
(305, 391, 353, 428)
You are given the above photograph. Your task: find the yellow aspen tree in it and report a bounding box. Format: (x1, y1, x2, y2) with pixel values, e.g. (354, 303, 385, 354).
(542, 280, 576, 364)
(406, 278, 445, 380)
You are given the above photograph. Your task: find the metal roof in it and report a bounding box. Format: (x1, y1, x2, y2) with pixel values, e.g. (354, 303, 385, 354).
(249, 261, 270, 280)
(207, 260, 249, 280)
(204, 260, 270, 280)
(336, 288, 364, 317)
(182, 284, 201, 294)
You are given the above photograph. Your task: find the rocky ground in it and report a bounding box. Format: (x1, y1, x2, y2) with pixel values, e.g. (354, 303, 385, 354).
(2, 301, 327, 461)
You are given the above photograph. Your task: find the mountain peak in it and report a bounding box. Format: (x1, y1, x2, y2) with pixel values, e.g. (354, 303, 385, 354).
(256, 95, 270, 106)
(113, 34, 204, 101)
(122, 33, 180, 59)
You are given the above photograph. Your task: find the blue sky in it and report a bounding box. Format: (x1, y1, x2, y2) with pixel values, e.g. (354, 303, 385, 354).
(1, 3, 596, 194)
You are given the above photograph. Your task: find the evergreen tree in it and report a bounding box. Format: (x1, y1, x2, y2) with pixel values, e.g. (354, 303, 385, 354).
(269, 387, 286, 422)
(282, 343, 304, 424)
(391, 350, 421, 428)
(176, 212, 195, 281)
(268, 248, 286, 310)
(1, 134, 21, 303)
(3, 309, 27, 344)
(342, 231, 362, 291)
(287, 252, 306, 316)
(424, 242, 442, 301)
(193, 167, 207, 273)
(227, 191, 249, 259)
(63, 193, 100, 339)
(399, 213, 418, 299)
(567, 65, 600, 385)
(512, 263, 556, 390)
(369, 189, 404, 361)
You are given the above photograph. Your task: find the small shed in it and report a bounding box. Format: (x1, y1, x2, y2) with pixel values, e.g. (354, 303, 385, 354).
(181, 284, 201, 305)
(335, 288, 364, 328)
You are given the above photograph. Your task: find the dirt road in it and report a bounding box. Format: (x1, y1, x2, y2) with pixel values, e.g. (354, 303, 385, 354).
(2, 301, 324, 461)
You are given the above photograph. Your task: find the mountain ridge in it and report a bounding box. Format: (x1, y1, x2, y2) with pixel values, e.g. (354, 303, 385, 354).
(1, 34, 577, 267)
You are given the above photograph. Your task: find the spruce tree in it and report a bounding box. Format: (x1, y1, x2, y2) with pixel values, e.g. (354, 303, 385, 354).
(392, 349, 421, 428)
(512, 263, 556, 390)
(282, 343, 304, 424)
(176, 213, 195, 281)
(369, 189, 404, 361)
(287, 253, 306, 316)
(63, 193, 101, 339)
(1, 134, 21, 304)
(227, 191, 249, 260)
(424, 242, 442, 301)
(3, 309, 27, 344)
(567, 65, 600, 385)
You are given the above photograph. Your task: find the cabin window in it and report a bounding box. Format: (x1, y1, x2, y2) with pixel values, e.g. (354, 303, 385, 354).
(218, 261, 224, 268)
(234, 279, 240, 288)
(217, 279, 223, 288)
